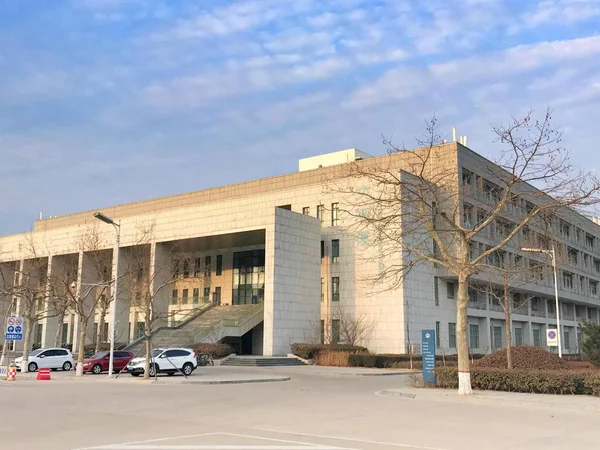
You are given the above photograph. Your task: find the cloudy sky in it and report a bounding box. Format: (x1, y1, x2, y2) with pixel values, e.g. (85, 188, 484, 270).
(1, 0, 600, 235)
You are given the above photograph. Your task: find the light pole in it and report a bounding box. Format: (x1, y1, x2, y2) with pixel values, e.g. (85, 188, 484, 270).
(522, 244, 562, 358)
(94, 212, 121, 377)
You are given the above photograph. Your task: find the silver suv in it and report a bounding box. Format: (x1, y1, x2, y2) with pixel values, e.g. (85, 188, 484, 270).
(126, 348, 197, 377)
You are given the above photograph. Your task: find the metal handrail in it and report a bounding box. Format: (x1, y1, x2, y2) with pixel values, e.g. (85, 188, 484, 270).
(192, 304, 264, 343)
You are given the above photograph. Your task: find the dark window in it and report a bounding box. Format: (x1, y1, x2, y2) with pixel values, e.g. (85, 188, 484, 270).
(172, 259, 180, 279)
(448, 323, 457, 348)
(135, 322, 145, 339)
(214, 286, 221, 305)
(216, 255, 223, 276)
(321, 241, 325, 260)
(434, 277, 439, 306)
(194, 257, 201, 277)
(302, 207, 310, 215)
(183, 259, 190, 278)
(171, 289, 178, 305)
(182, 289, 189, 304)
(193, 288, 200, 304)
(102, 323, 108, 342)
(332, 319, 340, 344)
(332, 277, 340, 302)
(447, 282, 455, 299)
(205, 256, 211, 277)
(317, 205, 324, 223)
(61, 323, 68, 345)
(435, 322, 440, 348)
(163, 349, 189, 358)
(277, 204, 292, 210)
(331, 202, 339, 226)
(203, 287, 210, 302)
(331, 239, 339, 263)
(232, 249, 265, 305)
(320, 320, 325, 344)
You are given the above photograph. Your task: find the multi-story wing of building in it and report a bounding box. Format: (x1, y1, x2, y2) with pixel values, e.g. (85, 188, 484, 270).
(1, 142, 598, 356)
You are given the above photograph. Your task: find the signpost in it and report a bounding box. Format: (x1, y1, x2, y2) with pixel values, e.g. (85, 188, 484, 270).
(5, 316, 24, 341)
(422, 329, 436, 386)
(546, 329, 558, 347)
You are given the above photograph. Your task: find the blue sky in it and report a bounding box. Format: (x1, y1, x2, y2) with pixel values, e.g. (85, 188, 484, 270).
(2, 0, 600, 235)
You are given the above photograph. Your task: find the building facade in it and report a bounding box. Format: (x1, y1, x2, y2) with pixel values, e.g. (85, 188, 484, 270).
(1, 144, 599, 356)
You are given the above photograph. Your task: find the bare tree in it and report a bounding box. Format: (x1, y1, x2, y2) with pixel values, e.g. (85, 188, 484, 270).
(333, 306, 374, 347)
(330, 109, 600, 394)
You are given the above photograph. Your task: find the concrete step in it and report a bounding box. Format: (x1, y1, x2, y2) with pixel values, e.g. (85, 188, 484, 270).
(221, 356, 307, 367)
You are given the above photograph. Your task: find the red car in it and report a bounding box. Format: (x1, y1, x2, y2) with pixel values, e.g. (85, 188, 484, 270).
(82, 351, 134, 374)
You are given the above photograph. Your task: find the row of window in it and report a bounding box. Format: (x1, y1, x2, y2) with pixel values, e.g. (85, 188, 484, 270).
(321, 319, 341, 344)
(321, 239, 340, 262)
(170, 287, 221, 305)
(303, 203, 340, 226)
(439, 322, 480, 349)
(173, 255, 223, 279)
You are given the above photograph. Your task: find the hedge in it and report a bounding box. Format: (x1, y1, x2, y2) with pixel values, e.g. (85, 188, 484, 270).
(435, 367, 600, 396)
(191, 343, 234, 359)
(348, 353, 485, 369)
(474, 346, 569, 370)
(290, 343, 368, 360)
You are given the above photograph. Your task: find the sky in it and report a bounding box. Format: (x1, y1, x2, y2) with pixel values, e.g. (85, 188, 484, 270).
(1, 0, 600, 235)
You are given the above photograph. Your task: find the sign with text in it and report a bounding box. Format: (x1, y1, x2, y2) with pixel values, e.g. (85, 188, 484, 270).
(422, 329, 436, 386)
(5, 316, 24, 341)
(546, 329, 558, 347)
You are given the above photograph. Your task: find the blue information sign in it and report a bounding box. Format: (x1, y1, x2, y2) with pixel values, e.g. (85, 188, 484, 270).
(422, 329, 436, 385)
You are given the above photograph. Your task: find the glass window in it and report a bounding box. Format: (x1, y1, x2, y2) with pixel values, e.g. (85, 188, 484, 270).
(493, 326, 502, 349)
(232, 250, 266, 305)
(302, 207, 310, 215)
(193, 288, 199, 304)
(331, 277, 340, 302)
(446, 282, 455, 299)
(171, 289, 178, 305)
(563, 271, 573, 289)
(321, 278, 324, 302)
(194, 257, 201, 277)
(317, 205, 324, 223)
(183, 259, 190, 278)
(435, 321, 440, 348)
(205, 256, 211, 277)
(216, 255, 223, 276)
(448, 323, 456, 348)
(469, 324, 479, 349)
(34, 323, 43, 344)
(203, 287, 210, 302)
(434, 277, 439, 306)
(514, 327, 523, 345)
(102, 323, 108, 342)
(182, 289, 188, 304)
(320, 320, 325, 344)
(214, 287, 221, 305)
(332, 319, 340, 344)
(331, 203, 339, 226)
(172, 259, 180, 279)
(331, 239, 339, 263)
(321, 241, 325, 260)
(533, 329, 541, 347)
(135, 322, 145, 339)
(61, 323, 69, 345)
(564, 330, 571, 352)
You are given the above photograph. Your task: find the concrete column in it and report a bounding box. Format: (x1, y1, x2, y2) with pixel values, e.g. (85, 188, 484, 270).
(111, 247, 131, 346)
(72, 252, 100, 353)
(0, 262, 16, 355)
(40, 256, 59, 348)
(485, 316, 492, 353)
(149, 242, 171, 331)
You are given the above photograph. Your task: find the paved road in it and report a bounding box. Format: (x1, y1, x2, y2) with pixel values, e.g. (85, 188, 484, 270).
(1, 366, 599, 449)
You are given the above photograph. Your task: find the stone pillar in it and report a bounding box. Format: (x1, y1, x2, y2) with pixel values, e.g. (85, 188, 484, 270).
(72, 252, 100, 353)
(41, 256, 60, 348)
(111, 246, 131, 346)
(0, 262, 16, 356)
(149, 242, 171, 331)
(485, 316, 492, 353)
(264, 208, 321, 356)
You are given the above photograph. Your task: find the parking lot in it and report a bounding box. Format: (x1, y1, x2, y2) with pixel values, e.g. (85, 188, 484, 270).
(2, 365, 600, 449)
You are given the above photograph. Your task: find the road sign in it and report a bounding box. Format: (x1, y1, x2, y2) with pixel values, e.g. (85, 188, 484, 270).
(422, 329, 436, 386)
(546, 329, 558, 347)
(5, 316, 24, 341)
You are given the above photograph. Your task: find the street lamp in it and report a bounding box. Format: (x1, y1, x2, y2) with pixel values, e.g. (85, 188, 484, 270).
(94, 212, 121, 377)
(521, 244, 562, 358)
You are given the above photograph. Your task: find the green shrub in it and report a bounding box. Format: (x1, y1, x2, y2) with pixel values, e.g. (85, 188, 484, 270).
(434, 367, 600, 395)
(290, 343, 368, 360)
(347, 353, 481, 369)
(191, 343, 234, 359)
(474, 346, 569, 370)
(582, 322, 600, 367)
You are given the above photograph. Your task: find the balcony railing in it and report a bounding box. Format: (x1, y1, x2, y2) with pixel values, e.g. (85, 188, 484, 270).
(468, 300, 487, 310)
(531, 308, 546, 318)
(489, 302, 503, 313)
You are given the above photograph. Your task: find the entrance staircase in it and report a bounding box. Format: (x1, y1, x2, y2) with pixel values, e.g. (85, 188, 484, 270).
(221, 356, 307, 367)
(125, 304, 263, 354)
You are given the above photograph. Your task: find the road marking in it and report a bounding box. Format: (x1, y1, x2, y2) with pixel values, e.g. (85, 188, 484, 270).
(74, 433, 221, 449)
(254, 429, 451, 450)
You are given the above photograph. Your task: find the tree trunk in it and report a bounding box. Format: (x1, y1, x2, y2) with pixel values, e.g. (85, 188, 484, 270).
(95, 307, 107, 354)
(0, 338, 8, 366)
(143, 334, 151, 380)
(456, 273, 472, 395)
(53, 310, 66, 348)
(75, 317, 87, 377)
(21, 316, 35, 373)
(504, 283, 513, 370)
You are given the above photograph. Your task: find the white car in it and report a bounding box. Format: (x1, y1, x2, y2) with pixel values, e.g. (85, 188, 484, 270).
(15, 348, 74, 372)
(127, 348, 197, 377)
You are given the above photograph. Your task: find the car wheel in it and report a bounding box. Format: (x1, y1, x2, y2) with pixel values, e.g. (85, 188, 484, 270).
(130, 372, 140, 377)
(92, 364, 102, 374)
(62, 361, 72, 371)
(28, 362, 38, 372)
(182, 363, 194, 376)
(148, 364, 158, 377)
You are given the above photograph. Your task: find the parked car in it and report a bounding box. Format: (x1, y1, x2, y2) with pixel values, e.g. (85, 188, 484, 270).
(127, 348, 197, 377)
(15, 348, 74, 372)
(82, 350, 135, 374)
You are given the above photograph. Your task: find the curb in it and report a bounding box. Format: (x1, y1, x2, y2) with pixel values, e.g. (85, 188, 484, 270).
(325, 371, 415, 377)
(152, 376, 291, 385)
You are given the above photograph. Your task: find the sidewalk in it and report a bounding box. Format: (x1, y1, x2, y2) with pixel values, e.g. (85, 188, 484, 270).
(377, 386, 600, 413)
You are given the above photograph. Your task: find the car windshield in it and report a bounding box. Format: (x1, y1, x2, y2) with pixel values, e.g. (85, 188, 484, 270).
(30, 349, 44, 357)
(90, 352, 108, 359)
(150, 349, 162, 358)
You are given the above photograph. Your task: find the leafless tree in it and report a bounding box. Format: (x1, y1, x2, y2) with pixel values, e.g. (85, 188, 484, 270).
(333, 306, 374, 347)
(329, 109, 600, 394)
